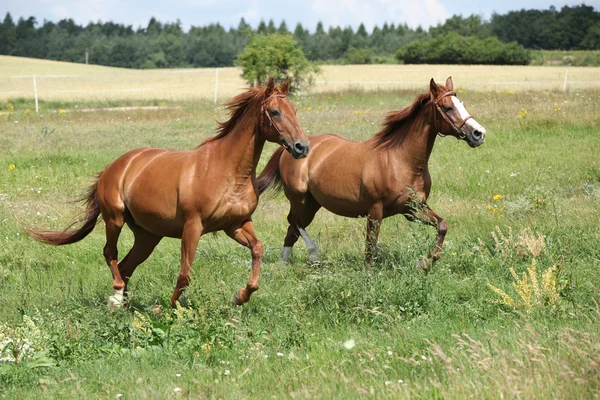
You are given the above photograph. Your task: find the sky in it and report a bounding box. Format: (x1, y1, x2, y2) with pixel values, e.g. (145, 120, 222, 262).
(2, 0, 597, 32)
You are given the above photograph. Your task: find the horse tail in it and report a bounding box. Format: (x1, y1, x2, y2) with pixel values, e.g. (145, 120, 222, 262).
(258, 147, 285, 196)
(27, 178, 102, 246)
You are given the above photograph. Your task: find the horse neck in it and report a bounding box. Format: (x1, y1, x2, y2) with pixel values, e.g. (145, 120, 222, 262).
(211, 113, 265, 180)
(384, 105, 438, 172)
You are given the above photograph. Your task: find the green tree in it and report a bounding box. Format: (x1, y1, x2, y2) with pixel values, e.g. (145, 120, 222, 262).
(237, 33, 319, 92)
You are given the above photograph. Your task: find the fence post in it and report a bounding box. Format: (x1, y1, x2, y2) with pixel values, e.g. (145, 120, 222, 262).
(214, 68, 219, 104)
(33, 75, 39, 113)
(562, 68, 568, 92)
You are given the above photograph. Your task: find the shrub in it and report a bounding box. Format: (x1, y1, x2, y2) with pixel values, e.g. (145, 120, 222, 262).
(344, 47, 373, 64)
(237, 33, 319, 92)
(396, 33, 531, 65)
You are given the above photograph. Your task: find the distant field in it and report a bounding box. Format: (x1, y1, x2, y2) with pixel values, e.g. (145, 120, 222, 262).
(2, 56, 600, 102)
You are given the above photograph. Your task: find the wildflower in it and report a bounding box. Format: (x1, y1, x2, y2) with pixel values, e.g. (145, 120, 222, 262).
(24, 108, 31, 117)
(354, 110, 361, 116)
(173, 387, 182, 393)
(387, 350, 393, 356)
(59, 109, 66, 114)
(343, 339, 356, 350)
(277, 352, 284, 357)
(517, 108, 528, 119)
(116, 395, 123, 398)
(307, 107, 312, 111)
(224, 370, 230, 375)
(8, 164, 16, 172)
(175, 373, 181, 377)
(385, 381, 391, 385)
(493, 194, 504, 202)
(398, 379, 404, 384)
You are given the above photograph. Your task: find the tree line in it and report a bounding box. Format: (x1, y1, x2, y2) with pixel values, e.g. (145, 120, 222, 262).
(0, 4, 598, 68)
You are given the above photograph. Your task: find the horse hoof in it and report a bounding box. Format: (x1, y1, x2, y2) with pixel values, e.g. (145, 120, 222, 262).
(108, 295, 123, 309)
(232, 290, 244, 306)
(417, 258, 432, 274)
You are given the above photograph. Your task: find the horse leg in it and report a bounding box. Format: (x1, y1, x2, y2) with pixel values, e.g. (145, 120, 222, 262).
(226, 220, 263, 305)
(410, 204, 447, 273)
(170, 218, 202, 308)
(104, 216, 126, 307)
(365, 203, 383, 263)
(281, 195, 321, 262)
(118, 225, 163, 301)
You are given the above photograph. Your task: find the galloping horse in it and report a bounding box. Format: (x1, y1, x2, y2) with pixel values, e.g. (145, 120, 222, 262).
(258, 77, 486, 271)
(29, 79, 309, 307)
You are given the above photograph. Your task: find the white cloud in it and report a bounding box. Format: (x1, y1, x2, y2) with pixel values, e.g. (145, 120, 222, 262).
(312, 0, 450, 30)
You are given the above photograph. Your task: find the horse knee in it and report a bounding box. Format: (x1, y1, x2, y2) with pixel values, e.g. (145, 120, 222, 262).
(438, 219, 448, 236)
(252, 241, 264, 259)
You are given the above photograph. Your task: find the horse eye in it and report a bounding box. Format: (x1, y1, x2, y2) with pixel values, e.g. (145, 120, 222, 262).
(270, 109, 281, 117)
(444, 106, 453, 112)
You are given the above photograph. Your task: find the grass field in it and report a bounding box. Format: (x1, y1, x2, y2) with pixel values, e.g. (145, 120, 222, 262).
(1, 58, 600, 398)
(3, 55, 600, 103)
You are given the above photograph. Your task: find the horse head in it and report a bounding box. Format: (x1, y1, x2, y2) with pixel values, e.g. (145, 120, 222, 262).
(430, 77, 486, 148)
(260, 78, 310, 159)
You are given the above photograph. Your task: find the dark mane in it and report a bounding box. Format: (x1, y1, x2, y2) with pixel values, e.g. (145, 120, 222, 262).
(199, 86, 268, 147)
(373, 93, 431, 148)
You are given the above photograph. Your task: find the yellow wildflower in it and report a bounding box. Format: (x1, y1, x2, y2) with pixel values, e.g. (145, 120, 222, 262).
(493, 194, 504, 202)
(8, 164, 16, 172)
(59, 109, 66, 114)
(24, 108, 31, 117)
(517, 108, 528, 119)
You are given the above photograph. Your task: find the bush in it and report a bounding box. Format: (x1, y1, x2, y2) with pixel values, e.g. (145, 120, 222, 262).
(344, 47, 373, 64)
(396, 33, 531, 65)
(237, 33, 319, 92)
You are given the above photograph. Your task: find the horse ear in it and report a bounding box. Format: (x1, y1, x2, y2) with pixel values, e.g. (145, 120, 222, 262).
(265, 78, 275, 98)
(429, 78, 440, 98)
(280, 78, 291, 94)
(445, 76, 454, 91)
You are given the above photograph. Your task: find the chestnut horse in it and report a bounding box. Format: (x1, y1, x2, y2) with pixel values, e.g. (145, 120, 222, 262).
(257, 77, 486, 271)
(28, 79, 309, 307)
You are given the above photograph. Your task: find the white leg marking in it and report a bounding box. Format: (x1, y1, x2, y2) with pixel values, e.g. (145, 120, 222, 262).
(298, 227, 319, 261)
(109, 288, 124, 307)
(280, 246, 292, 262)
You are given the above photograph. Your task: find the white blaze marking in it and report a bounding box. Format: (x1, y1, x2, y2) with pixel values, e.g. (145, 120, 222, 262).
(451, 97, 486, 135)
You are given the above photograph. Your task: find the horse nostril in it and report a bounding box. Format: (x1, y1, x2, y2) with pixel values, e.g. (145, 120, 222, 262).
(473, 130, 483, 140)
(294, 141, 306, 153)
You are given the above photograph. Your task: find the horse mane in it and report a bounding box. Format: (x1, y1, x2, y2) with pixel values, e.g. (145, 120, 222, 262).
(199, 85, 271, 147)
(372, 92, 432, 148)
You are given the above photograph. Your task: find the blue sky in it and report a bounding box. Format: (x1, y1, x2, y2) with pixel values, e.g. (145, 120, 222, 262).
(2, 0, 596, 31)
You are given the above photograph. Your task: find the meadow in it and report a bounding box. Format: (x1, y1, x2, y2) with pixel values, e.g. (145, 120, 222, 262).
(0, 58, 600, 398)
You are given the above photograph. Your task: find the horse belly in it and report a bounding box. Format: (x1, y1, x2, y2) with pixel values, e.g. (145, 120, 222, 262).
(310, 186, 368, 218)
(124, 174, 184, 238)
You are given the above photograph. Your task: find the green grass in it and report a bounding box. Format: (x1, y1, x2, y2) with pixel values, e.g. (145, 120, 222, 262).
(1, 88, 600, 398)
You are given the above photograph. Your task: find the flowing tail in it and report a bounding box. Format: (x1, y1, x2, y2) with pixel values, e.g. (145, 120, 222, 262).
(257, 147, 285, 196)
(27, 179, 101, 246)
